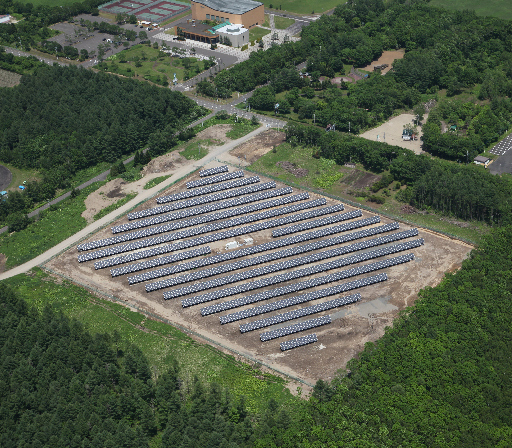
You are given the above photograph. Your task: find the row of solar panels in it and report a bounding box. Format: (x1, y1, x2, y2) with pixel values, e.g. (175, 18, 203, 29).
(79, 198, 338, 262)
(83, 191, 306, 251)
(127, 179, 270, 222)
(280, 333, 318, 351)
(99, 214, 383, 271)
(146, 229, 419, 292)
(78, 192, 312, 255)
(122, 220, 397, 281)
(238, 293, 361, 332)
(167, 240, 421, 301)
(156, 176, 260, 206)
(112, 185, 291, 234)
(213, 274, 386, 319)
(260, 315, 332, 342)
(196, 258, 397, 315)
(186, 170, 244, 189)
(200, 165, 228, 177)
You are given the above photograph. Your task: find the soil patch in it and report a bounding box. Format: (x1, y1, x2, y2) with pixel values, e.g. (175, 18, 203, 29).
(360, 113, 428, 155)
(359, 49, 405, 74)
(142, 151, 188, 176)
(195, 124, 233, 144)
(276, 161, 308, 177)
(401, 204, 417, 214)
(229, 130, 285, 165)
(342, 170, 380, 189)
(82, 178, 132, 223)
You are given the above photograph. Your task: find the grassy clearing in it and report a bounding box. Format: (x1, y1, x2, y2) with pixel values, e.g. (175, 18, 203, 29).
(249, 27, 271, 42)
(17, 0, 79, 6)
(3, 268, 298, 415)
(0, 182, 103, 269)
(99, 44, 204, 84)
(250, 142, 489, 243)
(93, 193, 137, 221)
(0, 162, 41, 191)
(274, 15, 295, 29)
(144, 175, 171, 190)
(263, 0, 337, 14)
(429, 0, 512, 21)
(226, 121, 260, 139)
(180, 140, 209, 160)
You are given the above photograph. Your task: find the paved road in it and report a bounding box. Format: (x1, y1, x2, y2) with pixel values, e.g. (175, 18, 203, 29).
(0, 165, 12, 191)
(0, 125, 266, 281)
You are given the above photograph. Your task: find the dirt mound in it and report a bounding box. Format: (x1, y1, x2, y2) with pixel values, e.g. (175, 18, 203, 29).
(82, 178, 132, 223)
(401, 204, 417, 214)
(142, 151, 187, 176)
(276, 161, 308, 177)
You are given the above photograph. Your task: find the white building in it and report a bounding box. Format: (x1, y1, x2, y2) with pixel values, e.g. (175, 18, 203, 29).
(0, 14, 11, 23)
(216, 23, 249, 47)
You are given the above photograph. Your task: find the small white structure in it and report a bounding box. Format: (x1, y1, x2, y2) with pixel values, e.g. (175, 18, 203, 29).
(243, 237, 254, 245)
(225, 241, 238, 250)
(216, 23, 249, 47)
(0, 14, 11, 23)
(474, 155, 491, 168)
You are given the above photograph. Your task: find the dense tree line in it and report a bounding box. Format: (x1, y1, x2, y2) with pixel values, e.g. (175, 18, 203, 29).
(0, 65, 203, 222)
(265, 226, 512, 447)
(0, 284, 291, 448)
(286, 123, 512, 225)
(0, 46, 46, 74)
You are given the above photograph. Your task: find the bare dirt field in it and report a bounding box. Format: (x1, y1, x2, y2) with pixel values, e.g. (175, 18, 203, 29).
(228, 130, 286, 165)
(46, 162, 471, 385)
(0, 68, 21, 87)
(360, 113, 428, 155)
(359, 49, 405, 74)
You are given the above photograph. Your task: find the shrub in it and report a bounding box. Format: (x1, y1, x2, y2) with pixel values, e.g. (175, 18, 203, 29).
(368, 195, 385, 204)
(7, 212, 31, 232)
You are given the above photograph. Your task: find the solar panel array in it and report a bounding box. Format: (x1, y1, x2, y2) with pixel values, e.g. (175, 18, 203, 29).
(128, 178, 268, 220)
(78, 198, 346, 262)
(201, 267, 385, 317)
(186, 170, 243, 189)
(109, 247, 211, 276)
(260, 315, 332, 342)
(145, 229, 419, 292)
(156, 176, 260, 205)
(112, 185, 291, 234)
(200, 165, 228, 177)
(280, 334, 318, 351)
(238, 293, 361, 332)
(99, 217, 394, 272)
(170, 240, 421, 302)
(78, 193, 313, 258)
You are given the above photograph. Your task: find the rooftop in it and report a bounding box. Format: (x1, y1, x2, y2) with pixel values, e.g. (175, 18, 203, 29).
(192, 0, 263, 15)
(474, 156, 491, 163)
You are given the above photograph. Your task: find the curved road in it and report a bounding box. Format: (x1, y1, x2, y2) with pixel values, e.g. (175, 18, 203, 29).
(0, 125, 266, 281)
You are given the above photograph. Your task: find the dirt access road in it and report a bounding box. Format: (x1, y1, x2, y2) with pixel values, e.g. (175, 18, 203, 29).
(0, 125, 266, 281)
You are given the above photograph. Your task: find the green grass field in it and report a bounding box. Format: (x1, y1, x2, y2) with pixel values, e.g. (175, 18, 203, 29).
(100, 44, 203, 84)
(0, 182, 103, 269)
(262, 14, 296, 29)
(249, 27, 271, 42)
(180, 141, 209, 160)
(263, 0, 338, 15)
(0, 162, 41, 192)
(3, 268, 298, 415)
(429, 0, 512, 21)
(93, 193, 137, 221)
(144, 175, 171, 190)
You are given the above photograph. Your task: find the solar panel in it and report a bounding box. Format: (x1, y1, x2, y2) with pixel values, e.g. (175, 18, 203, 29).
(156, 176, 260, 205)
(280, 333, 318, 351)
(260, 315, 332, 341)
(145, 229, 419, 290)
(128, 179, 271, 221)
(199, 165, 228, 177)
(238, 293, 361, 331)
(186, 170, 244, 189)
(171, 239, 422, 301)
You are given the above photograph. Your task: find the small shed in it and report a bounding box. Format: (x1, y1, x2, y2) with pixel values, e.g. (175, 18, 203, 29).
(225, 241, 238, 250)
(474, 156, 491, 168)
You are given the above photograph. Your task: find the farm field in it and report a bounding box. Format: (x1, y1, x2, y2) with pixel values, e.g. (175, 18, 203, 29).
(429, 0, 512, 21)
(47, 161, 472, 385)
